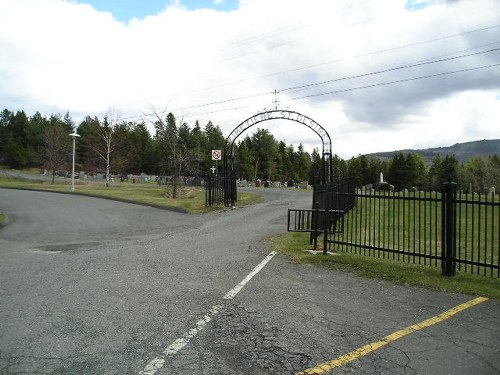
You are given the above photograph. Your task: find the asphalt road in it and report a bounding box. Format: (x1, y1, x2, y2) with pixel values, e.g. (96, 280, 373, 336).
(0, 188, 499, 374)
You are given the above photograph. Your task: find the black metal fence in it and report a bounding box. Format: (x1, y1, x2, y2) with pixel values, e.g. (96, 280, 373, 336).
(287, 179, 356, 253)
(312, 179, 356, 213)
(288, 207, 345, 253)
(205, 176, 237, 207)
(329, 182, 500, 277)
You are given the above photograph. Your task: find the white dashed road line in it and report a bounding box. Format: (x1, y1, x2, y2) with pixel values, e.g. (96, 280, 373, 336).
(139, 251, 277, 375)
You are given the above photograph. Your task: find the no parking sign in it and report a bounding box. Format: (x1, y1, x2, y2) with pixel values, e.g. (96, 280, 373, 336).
(211, 150, 222, 161)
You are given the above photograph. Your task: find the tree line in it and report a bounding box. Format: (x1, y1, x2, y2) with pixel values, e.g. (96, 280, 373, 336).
(1, 108, 499, 193)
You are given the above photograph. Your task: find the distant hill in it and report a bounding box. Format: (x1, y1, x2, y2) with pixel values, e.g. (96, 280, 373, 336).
(365, 139, 500, 165)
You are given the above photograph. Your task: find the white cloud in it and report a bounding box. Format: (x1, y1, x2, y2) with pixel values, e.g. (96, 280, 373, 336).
(1, 0, 499, 158)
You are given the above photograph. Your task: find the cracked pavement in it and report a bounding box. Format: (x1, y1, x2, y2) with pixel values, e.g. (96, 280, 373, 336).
(1, 188, 499, 374)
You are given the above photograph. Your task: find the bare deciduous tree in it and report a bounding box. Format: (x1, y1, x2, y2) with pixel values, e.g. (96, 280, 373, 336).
(151, 106, 189, 199)
(41, 119, 71, 184)
(91, 109, 122, 187)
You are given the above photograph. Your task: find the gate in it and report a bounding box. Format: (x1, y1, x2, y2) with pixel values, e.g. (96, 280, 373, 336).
(205, 175, 236, 207)
(287, 179, 357, 254)
(206, 109, 334, 207)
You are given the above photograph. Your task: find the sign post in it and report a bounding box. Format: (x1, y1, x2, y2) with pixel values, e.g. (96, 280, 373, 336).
(211, 149, 221, 176)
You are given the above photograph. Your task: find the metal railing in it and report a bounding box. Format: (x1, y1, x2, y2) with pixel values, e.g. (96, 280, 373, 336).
(328, 182, 500, 277)
(287, 179, 356, 254)
(288, 206, 344, 254)
(205, 176, 237, 207)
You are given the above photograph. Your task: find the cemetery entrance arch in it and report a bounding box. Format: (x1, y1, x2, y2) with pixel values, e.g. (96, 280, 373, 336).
(222, 109, 333, 206)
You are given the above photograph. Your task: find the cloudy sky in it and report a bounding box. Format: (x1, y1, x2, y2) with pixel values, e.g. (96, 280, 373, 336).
(1, 0, 499, 158)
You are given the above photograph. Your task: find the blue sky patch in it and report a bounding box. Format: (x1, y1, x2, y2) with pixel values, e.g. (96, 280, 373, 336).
(405, 0, 436, 11)
(181, 0, 239, 12)
(78, 0, 240, 23)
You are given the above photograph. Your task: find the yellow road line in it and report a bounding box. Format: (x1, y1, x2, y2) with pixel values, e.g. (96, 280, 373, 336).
(297, 296, 489, 375)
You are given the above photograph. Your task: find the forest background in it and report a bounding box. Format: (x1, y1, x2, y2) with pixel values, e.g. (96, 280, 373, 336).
(1, 108, 499, 193)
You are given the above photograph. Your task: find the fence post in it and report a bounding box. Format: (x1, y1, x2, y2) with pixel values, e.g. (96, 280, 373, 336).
(323, 211, 328, 255)
(441, 181, 457, 276)
(205, 177, 210, 207)
(313, 201, 319, 250)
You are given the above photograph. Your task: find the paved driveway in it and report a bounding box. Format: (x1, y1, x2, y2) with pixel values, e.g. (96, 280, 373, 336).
(1, 188, 499, 374)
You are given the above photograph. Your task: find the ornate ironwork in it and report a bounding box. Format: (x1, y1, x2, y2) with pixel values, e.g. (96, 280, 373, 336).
(207, 110, 334, 207)
(225, 110, 332, 156)
(223, 110, 333, 206)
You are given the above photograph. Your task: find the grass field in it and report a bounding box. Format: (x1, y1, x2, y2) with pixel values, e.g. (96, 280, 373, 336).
(332, 191, 499, 276)
(0, 171, 263, 213)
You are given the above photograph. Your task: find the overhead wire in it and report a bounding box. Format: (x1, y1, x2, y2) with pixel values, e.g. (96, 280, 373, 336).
(289, 63, 500, 101)
(281, 47, 500, 94)
(180, 62, 500, 120)
(246, 24, 500, 83)
(114, 19, 500, 123)
(135, 23, 500, 110)
(146, 48, 500, 119)
(120, 58, 500, 123)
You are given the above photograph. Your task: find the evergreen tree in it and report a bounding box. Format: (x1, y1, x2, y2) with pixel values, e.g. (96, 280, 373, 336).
(347, 156, 363, 186)
(405, 153, 427, 189)
(3, 110, 31, 168)
(309, 148, 322, 184)
(332, 154, 347, 180)
(387, 153, 406, 190)
(129, 122, 157, 174)
(428, 154, 459, 190)
(428, 154, 443, 191)
(251, 129, 278, 181)
(276, 141, 293, 182)
(440, 155, 460, 184)
(0, 109, 13, 161)
(234, 136, 255, 180)
(294, 144, 311, 182)
(185, 120, 204, 176)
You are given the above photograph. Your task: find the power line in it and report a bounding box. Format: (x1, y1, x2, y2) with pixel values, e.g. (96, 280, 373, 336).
(167, 62, 500, 123)
(413, 40, 500, 63)
(140, 23, 500, 107)
(177, 47, 499, 113)
(117, 60, 499, 123)
(113, 23, 500, 123)
(172, 91, 274, 112)
(281, 47, 500, 94)
(289, 63, 500, 101)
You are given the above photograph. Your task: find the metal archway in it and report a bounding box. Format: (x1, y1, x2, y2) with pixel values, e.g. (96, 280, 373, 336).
(222, 110, 333, 206)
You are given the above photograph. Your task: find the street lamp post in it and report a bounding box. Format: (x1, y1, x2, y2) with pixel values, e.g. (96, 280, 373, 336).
(69, 132, 80, 192)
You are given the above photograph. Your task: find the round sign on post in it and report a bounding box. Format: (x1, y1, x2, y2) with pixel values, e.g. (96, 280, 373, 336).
(211, 150, 222, 161)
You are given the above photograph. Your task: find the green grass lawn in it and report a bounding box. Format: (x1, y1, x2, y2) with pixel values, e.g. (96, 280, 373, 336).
(272, 231, 500, 299)
(0, 172, 263, 213)
(334, 191, 499, 273)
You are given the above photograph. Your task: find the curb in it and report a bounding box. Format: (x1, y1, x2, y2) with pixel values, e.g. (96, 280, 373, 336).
(0, 187, 190, 214)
